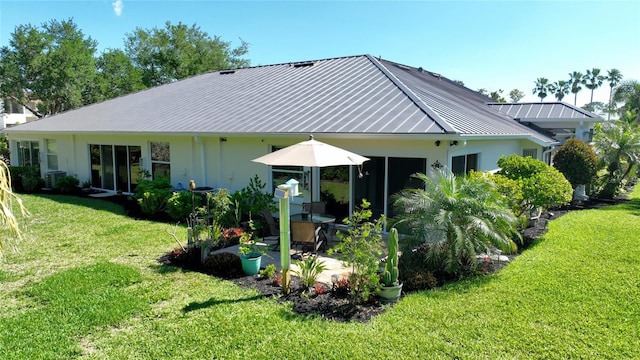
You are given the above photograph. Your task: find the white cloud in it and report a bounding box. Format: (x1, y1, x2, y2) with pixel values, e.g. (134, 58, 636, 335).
(112, 0, 123, 16)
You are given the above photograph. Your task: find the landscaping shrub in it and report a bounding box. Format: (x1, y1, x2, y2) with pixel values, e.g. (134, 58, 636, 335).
(8, 166, 42, 193)
(202, 252, 243, 278)
(496, 154, 572, 217)
(328, 199, 385, 304)
(203, 188, 233, 228)
(392, 170, 519, 277)
(134, 177, 173, 217)
(397, 245, 439, 292)
(227, 175, 275, 226)
(55, 175, 80, 194)
(553, 137, 599, 188)
(166, 190, 201, 222)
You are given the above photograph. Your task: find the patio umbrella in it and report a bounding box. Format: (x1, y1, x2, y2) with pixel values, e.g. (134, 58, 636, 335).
(252, 135, 368, 294)
(252, 134, 369, 214)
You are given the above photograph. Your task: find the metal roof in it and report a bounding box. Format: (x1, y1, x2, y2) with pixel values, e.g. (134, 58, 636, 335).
(377, 59, 556, 144)
(6, 54, 557, 144)
(487, 102, 601, 120)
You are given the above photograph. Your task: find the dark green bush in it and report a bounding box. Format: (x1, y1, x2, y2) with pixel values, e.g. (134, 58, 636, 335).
(55, 175, 80, 194)
(553, 138, 599, 188)
(8, 166, 41, 193)
(397, 245, 439, 292)
(134, 177, 173, 216)
(202, 252, 243, 278)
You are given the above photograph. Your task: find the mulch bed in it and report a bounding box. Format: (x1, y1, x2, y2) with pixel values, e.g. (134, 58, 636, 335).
(160, 195, 631, 323)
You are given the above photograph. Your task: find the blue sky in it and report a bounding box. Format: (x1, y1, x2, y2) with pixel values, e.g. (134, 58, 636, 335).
(1, 0, 639, 106)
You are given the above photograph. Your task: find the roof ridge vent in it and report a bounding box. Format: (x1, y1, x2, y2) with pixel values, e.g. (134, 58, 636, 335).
(395, 63, 412, 71)
(219, 70, 235, 75)
(292, 61, 314, 68)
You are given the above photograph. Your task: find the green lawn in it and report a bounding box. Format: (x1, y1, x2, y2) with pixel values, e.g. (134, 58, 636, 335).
(1, 191, 639, 359)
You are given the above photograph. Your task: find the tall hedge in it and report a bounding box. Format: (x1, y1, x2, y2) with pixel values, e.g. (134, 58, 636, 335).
(553, 138, 599, 187)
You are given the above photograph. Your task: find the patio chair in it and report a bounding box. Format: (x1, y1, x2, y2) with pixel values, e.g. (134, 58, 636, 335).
(260, 209, 280, 250)
(302, 201, 326, 214)
(290, 220, 324, 254)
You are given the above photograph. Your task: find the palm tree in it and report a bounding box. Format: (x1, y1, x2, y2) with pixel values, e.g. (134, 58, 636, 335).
(582, 68, 605, 104)
(569, 71, 583, 106)
(1, 161, 28, 258)
(606, 69, 623, 120)
(613, 80, 640, 124)
(550, 80, 570, 101)
(392, 170, 519, 275)
(593, 116, 640, 197)
(532, 77, 550, 102)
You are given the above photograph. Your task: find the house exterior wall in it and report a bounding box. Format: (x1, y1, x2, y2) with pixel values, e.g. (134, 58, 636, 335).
(9, 133, 541, 189)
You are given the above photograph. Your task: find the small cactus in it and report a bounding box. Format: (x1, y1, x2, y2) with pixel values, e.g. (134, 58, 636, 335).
(382, 228, 399, 286)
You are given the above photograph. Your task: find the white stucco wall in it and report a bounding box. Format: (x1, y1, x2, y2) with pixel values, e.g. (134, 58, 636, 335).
(7, 133, 544, 197)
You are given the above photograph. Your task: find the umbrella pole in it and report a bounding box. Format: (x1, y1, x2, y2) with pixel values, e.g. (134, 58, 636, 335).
(310, 167, 313, 219)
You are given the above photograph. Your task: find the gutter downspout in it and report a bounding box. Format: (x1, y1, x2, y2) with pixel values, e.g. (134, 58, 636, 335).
(194, 136, 207, 186)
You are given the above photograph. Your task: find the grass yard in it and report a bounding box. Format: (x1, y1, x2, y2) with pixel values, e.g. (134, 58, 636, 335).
(1, 191, 639, 359)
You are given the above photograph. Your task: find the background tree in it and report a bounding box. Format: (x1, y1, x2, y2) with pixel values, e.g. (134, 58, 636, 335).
(509, 89, 525, 102)
(125, 21, 250, 87)
(532, 77, 550, 102)
(582, 101, 607, 115)
(613, 80, 640, 124)
(92, 49, 146, 102)
(569, 71, 584, 106)
(489, 89, 505, 102)
(606, 68, 623, 120)
(582, 68, 604, 104)
(550, 80, 570, 101)
(453, 80, 465, 86)
(477, 88, 488, 96)
(0, 19, 97, 117)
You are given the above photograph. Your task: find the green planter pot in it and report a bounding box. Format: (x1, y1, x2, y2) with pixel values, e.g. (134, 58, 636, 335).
(240, 253, 262, 275)
(379, 283, 403, 304)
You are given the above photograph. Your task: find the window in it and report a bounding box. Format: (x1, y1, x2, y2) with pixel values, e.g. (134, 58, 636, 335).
(270, 146, 304, 194)
(522, 148, 538, 159)
(451, 153, 478, 175)
(16, 141, 39, 166)
(3, 100, 23, 114)
(150, 142, 170, 180)
(46, 139, 58, 170)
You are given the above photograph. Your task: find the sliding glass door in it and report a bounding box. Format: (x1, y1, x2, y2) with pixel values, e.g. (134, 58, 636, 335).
(90, 144, 141, 193)
(352, 156, 426, 220)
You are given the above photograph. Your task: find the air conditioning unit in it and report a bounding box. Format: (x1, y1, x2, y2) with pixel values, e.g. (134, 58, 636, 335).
(45, 171, 66, 189)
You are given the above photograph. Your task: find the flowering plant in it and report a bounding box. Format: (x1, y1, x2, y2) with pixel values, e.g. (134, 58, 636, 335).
(222, 227, 244, 242)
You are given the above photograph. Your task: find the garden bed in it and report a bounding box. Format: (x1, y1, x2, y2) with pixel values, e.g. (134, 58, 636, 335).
(159, 195, 630, 322)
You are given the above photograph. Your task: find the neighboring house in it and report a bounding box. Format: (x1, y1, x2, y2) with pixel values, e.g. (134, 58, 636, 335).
(1, 98, 38, 129)
(4, 54, 601, 218)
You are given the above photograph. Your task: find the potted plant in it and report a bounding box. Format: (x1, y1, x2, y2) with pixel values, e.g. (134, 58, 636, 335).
(379, 227, 403, 304)
(238, 220, 268, 275)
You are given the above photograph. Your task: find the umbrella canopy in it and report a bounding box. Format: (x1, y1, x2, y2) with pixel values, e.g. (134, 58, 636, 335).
(252, 135, 369, 167)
